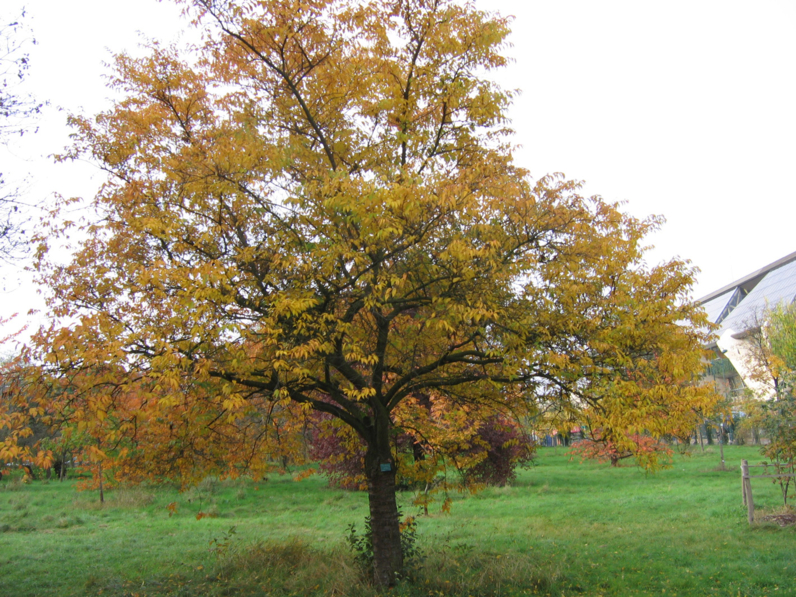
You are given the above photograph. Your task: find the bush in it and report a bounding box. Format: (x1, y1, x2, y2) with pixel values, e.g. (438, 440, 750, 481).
(346, 510, 421, 579)
(306, 414, 367, 490)
(308, 412, 534, 489)
(569, 431, 672, 468)
(461, 415, 535, 486)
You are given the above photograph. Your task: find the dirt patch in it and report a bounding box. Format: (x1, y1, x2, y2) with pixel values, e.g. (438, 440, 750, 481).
(759, 513, 796, 527)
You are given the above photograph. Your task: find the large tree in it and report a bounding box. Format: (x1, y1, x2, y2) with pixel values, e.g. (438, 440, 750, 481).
(20, 0, 716, 586)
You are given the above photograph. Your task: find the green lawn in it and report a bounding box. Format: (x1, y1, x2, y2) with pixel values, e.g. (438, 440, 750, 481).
(0, 445, 793, 597)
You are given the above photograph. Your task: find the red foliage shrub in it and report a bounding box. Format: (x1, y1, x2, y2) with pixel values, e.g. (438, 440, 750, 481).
(569, 431, 672, 468)
(306, 413, 367, 490)
(308, 411, 534, 489)
(461, 415, 535, 486)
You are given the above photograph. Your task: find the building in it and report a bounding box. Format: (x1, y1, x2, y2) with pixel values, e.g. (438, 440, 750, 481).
(698, 251, 796, 400)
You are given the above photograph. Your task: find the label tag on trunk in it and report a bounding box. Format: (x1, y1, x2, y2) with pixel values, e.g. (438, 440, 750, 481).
(380, 463, 392, 472)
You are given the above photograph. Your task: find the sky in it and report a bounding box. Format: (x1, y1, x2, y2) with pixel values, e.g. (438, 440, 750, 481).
(2, 0, 795, 343)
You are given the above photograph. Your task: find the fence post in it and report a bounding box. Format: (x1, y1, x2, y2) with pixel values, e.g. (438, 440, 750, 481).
(741, 460, 747, 506)
(741, 459, 754, 524)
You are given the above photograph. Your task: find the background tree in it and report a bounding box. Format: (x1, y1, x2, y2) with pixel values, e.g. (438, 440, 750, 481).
(740, 309, 786, 401)
(767, 302, 796, 382)
(0, 8, 42, 263)
(22, 0, 718, 586)
(0, 355, 51, 470)
(569, 431, 672, 468)
(758, 303, 796, 504)
(731, 302, 796, 501)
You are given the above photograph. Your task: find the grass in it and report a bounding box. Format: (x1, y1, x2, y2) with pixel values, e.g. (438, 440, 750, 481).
(0, 445, 794, 596)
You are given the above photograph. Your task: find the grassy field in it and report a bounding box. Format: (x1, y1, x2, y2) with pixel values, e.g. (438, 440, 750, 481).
(0, 445, 794, 597)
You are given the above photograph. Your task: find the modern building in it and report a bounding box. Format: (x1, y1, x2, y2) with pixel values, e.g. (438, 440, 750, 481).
(699, 251, 796, 400)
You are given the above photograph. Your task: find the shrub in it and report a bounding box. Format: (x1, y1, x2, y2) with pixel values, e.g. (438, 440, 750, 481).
(307, 414, 367, 490)
(308, 412, 534, 489)
(460, 415, 535, 486)
(346, 510, 421, 579)
(569, 431, 672, 468)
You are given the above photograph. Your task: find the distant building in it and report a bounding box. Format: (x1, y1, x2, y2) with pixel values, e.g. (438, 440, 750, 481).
(698, 251, 796, 400)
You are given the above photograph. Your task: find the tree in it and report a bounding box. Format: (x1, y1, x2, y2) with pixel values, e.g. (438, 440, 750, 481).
(21, 0, 717, 586)
(0, 8, 42, 262)
(738, 308, 786, 401)
(767, 302, 796, 382)
(569, 431, 672, 468)
(757, 303, 796, 504)
(732, 302, 796, 501)
(0, 356, 51, 470)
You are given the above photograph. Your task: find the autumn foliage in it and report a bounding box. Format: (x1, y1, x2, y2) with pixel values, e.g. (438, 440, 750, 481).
(0, 359, 52, 470)
(2, 0, 720, 586)
(309, 403, 533, 491)
(308, 412, 368, 490)
(569, 431, 673, 468)
(458, 415, 534, 487)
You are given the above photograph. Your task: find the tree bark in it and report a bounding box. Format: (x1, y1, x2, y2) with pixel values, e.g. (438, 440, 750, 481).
(704, 421, 713, 445)
(98, 460, 105, 504)
(364, 443, 403, 587)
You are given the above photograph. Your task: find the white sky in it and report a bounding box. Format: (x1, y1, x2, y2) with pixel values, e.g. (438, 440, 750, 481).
(2, 0, 795, 343)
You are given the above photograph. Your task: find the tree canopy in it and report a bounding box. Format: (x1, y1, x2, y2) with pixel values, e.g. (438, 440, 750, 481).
(768, 302, 796, 381)
(0, 8, 41, 263)
(3, 0, 717, 586)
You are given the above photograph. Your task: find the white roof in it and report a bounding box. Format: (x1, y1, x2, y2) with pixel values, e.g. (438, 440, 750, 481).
(698, 251, 796, 336)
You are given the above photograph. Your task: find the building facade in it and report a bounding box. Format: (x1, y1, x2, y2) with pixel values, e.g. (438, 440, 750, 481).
(699, 251, 796, 401)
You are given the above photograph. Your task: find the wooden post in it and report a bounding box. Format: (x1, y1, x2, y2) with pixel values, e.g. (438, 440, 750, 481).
(741, 461, 747, 506)
(741, 460, 754, 524)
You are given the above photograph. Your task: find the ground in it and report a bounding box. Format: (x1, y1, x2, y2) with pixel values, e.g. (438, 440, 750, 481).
(0, 445, 794, 596)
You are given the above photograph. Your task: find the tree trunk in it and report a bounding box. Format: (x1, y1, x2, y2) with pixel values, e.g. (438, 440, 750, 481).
(98, 461, 105, 504)
(364, 444, 403, 587)
(704, 422, 713, 445)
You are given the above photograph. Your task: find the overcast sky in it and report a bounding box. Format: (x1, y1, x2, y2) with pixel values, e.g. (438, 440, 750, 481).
(2, 0, 795, 343)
